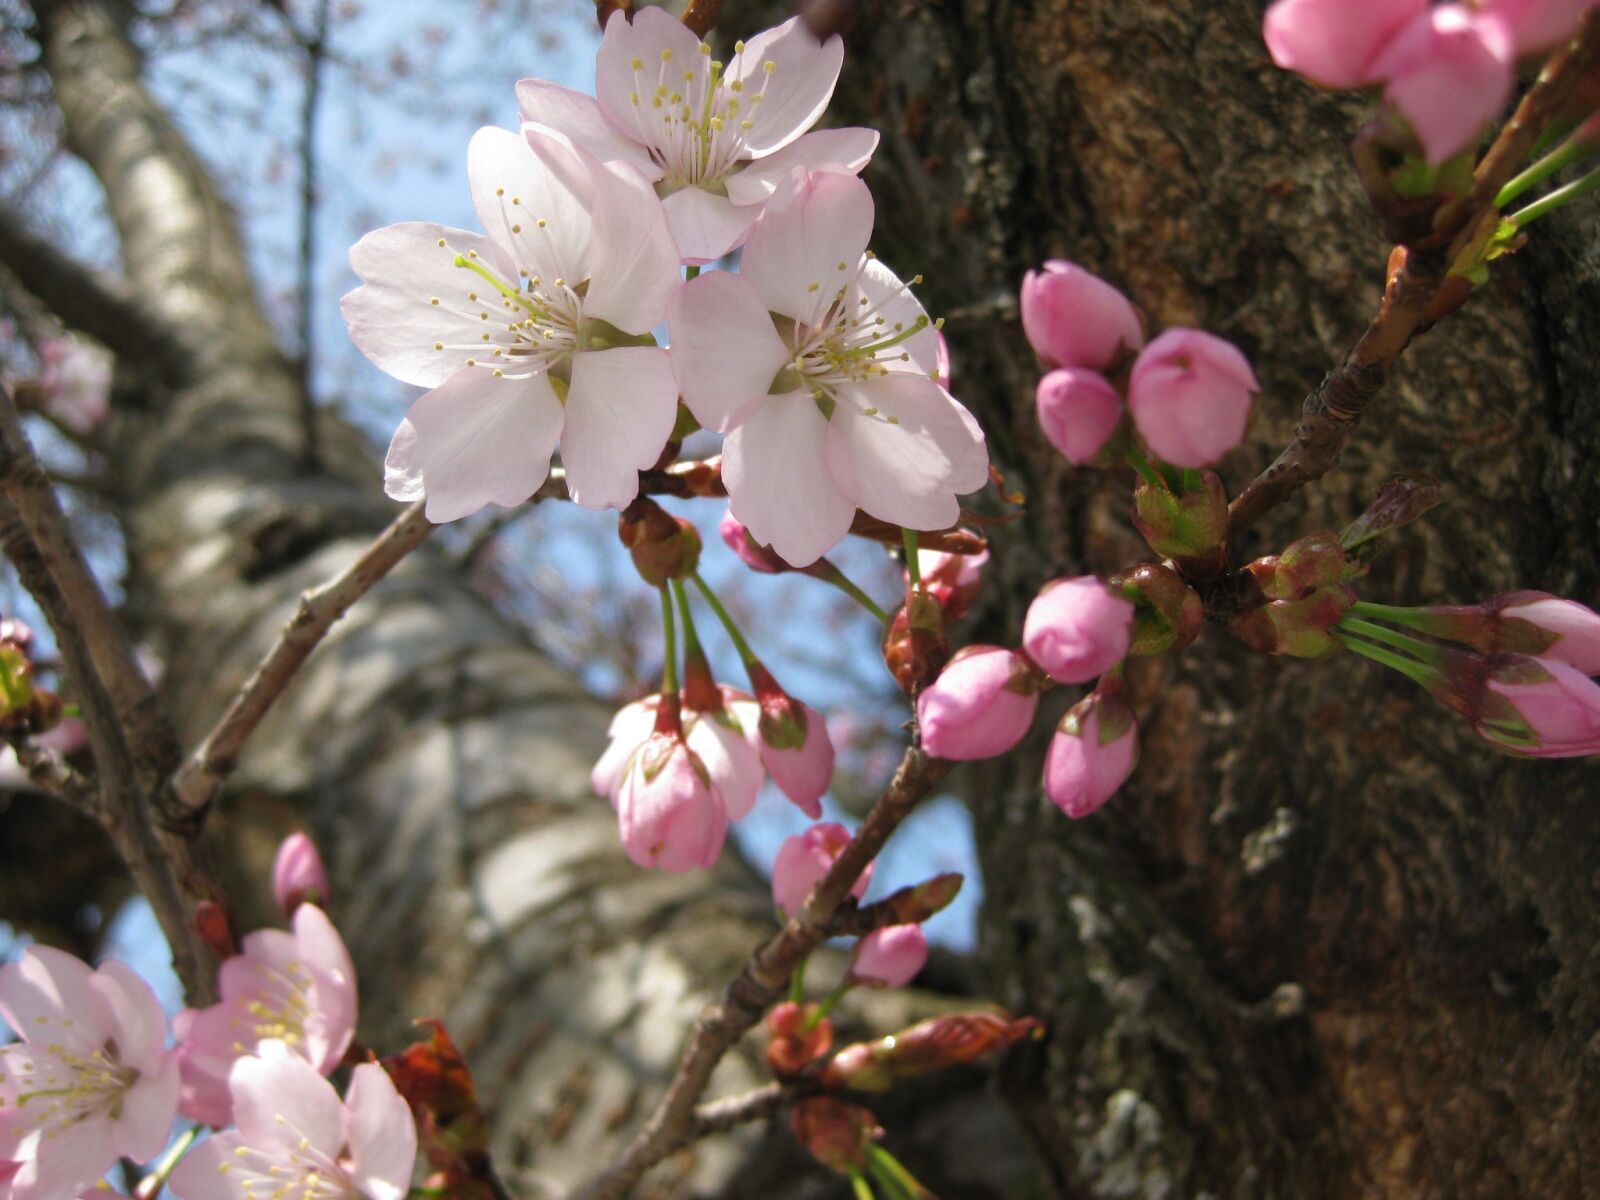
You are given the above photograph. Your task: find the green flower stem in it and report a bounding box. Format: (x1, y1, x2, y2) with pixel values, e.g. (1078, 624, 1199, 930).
(805, 980, 853, 1030)
(814, 560, 892, 624)
(902, 529, 921, 585)
(1497, 135, 1599, 208)
(671, 578, 707, 662)
(1346, 599, 1431, 627)
(790, 953, 809, 1004)
(133, 1125, 199, 1199)
(1337, 616, 1443, 665)
(1337, 633, 1438, 688)
(691, 572, 761, 669)
(867, 1147, 926, 1200)
(1125, 444, 1165, 489)
(1181, 467, 1203, 492)
(1507, 164, 1600, 227)
(850, 1170, 877, 1200)
(659, 585, 679, 696)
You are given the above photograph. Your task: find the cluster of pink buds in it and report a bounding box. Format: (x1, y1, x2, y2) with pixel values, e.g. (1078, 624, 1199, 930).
(1021, 261, 1260, 469)
(1264, 0, 1598, 163)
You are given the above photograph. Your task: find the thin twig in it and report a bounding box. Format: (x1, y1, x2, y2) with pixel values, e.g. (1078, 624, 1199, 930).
(172, 500, 434, 814)
(579, 748, 952, 1200)
(1226, 11, 1600, 538)
(3, 731, 98, 815)
(688, 1083, 789, 1138)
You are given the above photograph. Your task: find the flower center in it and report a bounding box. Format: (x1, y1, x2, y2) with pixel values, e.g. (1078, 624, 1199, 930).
(626, 40, 777, 190)
(216, 1122, 352, 1199)
(232, 957, 318, 1052)
(452, 252, 586, 380)
(4, 1040, 139, 1134)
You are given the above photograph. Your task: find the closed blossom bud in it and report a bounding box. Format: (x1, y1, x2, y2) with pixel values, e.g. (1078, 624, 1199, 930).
(1110, 563, 1203, 656)
(1128, 329, 1260, 468)
(749, 664, 835, 818)
(912, 543, 988, 620)
(884, 588, 949, 694)
(1230, 584, 1358, 658)
(618, 497, 702, 586)
(1476, 0, 1599, 56)
(1023, 577, 1134, 685)
(615, 733, 728, 872)
(1242, 531, 1352, 602)
(1131, 471, 1231, 579)
(765, 1001, 834, 1078)
(1036, 367, 1124, 466)
(790, 1098, 882, 1174)
(1405, 591, 1600, 674)
(1263, 0, 1428, 88)
(1456, 654, 1600, 757)
(272, 831, 331, 915)
(819, 1011, 1045, 1092)
(1020, 261, 1144, 371)
(719, 507, 791, 574)
(1371, 6, 1514, 165)
(849, 924, 928, 988)
(771, 822, 871, 918)
(1045, 675, 1138, 818)
(916, 646, 1044, 761)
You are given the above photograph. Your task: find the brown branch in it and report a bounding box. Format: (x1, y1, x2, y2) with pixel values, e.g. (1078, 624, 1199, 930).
(679, 0, 721, 38)
(1226, 11, 1600, 538)
(3, 731, 98, 815)
(579, 747, 953, 1199)
(688, 1083, 788, 1138)
(171, 499, 434, 815)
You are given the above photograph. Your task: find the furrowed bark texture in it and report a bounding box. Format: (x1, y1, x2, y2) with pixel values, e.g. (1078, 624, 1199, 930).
(783, 0, 1600, 1194)
(11, 2, 1033, 1196)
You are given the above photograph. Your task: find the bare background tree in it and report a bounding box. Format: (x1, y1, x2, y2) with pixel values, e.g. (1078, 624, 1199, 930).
(2, 0, 1599, 1197)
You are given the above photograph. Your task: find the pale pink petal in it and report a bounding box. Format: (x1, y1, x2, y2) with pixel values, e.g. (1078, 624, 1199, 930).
(113, 1054, 179, 1163)
(562, 346, 679, 511)
(385, 367, 565, 523)
(724, 393, 856, 567)
(345, 1063, 417, 1200)
(468, 125, 592, 285)
(686, 710, 765, 821)
(667, 271, 791, 433)
(342, 223, 519, 389)
(742, 172, 873, 323)
(577, 155, 682, 332)
(594, 8, 706, 147)
(593, 699, 655, 797)
(724, 127, 879, 205)
(826, 376, 990, 530)
(290, 904, 358, 1073)
(727, 17, 845, 156)
(229, 1045, 344, 1159)
(661, 187, 761, 265)
(87, 959, 167, 1071)
(167, 1133, 242, 1200)
(9, 1113, 113, 1200)
(759, 703, 834, 818)
(515, 79, 660, 179)
(0, 946, 111, 1052)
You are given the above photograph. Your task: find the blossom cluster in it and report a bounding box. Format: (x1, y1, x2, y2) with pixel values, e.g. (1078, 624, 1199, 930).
(1264, 0, 1600, 162)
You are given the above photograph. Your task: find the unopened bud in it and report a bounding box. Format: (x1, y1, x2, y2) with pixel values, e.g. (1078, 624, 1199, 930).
(883, 589, 948, 695)
(765, 1001, 834, 1078)
(719, 508, 790, 574)
(1402, 591, 1600, 675)
(790, 1097, 881, 1174)
(857, 873, 964, 928)
(1340, 473, 1444, 555)
(1110, 563, 1202, 656)
(618, 497, 702, 586)
(1243, 531, 1352, 603)
(194, 899, 238, 959)
(1229, 583, 1357, 658)
(1131, 471, 1229, 579)
(911, 542, 988, 620)
(849, 924, 928, 988)
(819, 1010, 1045, 1092)
(272, 831, 331, 916)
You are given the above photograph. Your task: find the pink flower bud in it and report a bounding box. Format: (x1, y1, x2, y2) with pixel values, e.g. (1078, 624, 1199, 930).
(912, 544, 988, 620)
(1023, 577, 1135, 685)
(0, 618, 34, 648)
(1036, 367, 1123, 465)
(1020, 261, 1144, 371)
(1477, 0, 1599, 55)
(35, 336, 112, 434)
(1497, 594, 1600, 675)
(1044, 688, 1139, 818)
(1127, 329, 1260, 468)
(1263, 0, 1428, 88)
(916, 646, 1041, 761)
(771, 821, 872, 918)
(1478, 655, 1600, 757)
(850, 924, 928, 988)
(719, 507, 791, 574)
(271, 831, 330, 915)
(1371, 6, 1514, 164)
(752, 669, 835, 817)
(615, 734, 728, 872)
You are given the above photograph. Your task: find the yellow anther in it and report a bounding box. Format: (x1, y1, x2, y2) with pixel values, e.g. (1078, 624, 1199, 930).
(631, 56, 643, 69)
(496, 187, 504, 195)
(511, 223, 522, 233)
(661, 48, 673, 61)
(763, 60, 775, 73)
(433, 342, 443, 350)
(493, 368, 504, 376)
(734, 39, 745, 52)
(429, 298, 440, 306)
(536, 218, 548, 228)
(436, 237, 447, 247)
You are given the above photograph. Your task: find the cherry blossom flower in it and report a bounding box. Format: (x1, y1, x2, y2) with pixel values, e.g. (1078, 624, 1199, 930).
(668, 171, 989, 566)
(1019, 261, 1143, 371)
(912, 545, 988, 620)
(517, 10, 876, 263)
(592, 689, 764, 819)
(1371, 5, 1514, 164)
(1478, 0, 1600, 55)
(1127, 328, 1260, 468)
(1263, 0, 1427, 89)
(615, 732, 729, 872)
(1475, 655, 1600, 757)
(1036, 367, 1123, 465)
(1044, 685, 1139, 818)
(168, 1042, 416, 1200)
(342, 125, 680, 521)
(0, 947, 179, 1200)
(917, 646, 1042, 761)
(173, 903, 357, 1127)
(1023, 577, 1135, 685)
(771, 822, 871, 918)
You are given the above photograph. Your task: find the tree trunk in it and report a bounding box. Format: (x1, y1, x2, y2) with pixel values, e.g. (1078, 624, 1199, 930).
(811, 0, 1600, 1195)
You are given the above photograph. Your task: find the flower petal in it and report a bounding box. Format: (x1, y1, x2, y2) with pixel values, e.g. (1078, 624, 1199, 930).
(686, 710, 764, 821)
(0, 946, 111, 1053)
(87, 959, 167, 1072)
(724, 392, 856, 567)
(343, 222, 519, 389)
(515, 79, 661, 180)
(8, 1111, 113, 1200)
(345, 1063, 418, 1200)
(385, 366, 565, 523)
(229, 1043, 345, 1159)
(578, 153, 682, 332)
(727, 17, 845, 156)
(724, 126, 879, 206)
(667, 271, 791, 433)
(468, 125, 591, 285)
(594, 8, 707, 148)
(114, 1054, 179, 1164)
(562, 346, 679, 510)
(742, 171, 873, 323)
(167, 1132, 243, 1200)
(660, 187, 761, 266)
(593, 699, 657, 799)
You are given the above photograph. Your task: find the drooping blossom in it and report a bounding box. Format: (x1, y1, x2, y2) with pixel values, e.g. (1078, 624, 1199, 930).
(614, 732, 728, 872)
(1406, 591, 1600, 673)
(912, 544, 988, 620)
(33, 337, 112, 435)
(771, 822, 871, 917)
(1126, 328, 1260, 468)
(593, 689, 764, 821)
(1371, 6, 1514, 164)
(518, 10, 876, 263)
(1044, 684, 1139, 818)
(748, 677, 835, 818)
(342, 125, 680, 521)
(668, 170, 989, 566)
(1263, 0, 1428, 88)
(173, 902, 357, 1127)
(1023, 577, 1135, 685)
(1036, 367, 1123, 465)
(849, 925, 928, 988)
(917, 647, 1042, 761)
(1478, 0, 1600, 54)
(0, 947, 179, 1200)
(271, 832, 331, 916)
(1473, 655, 1600, 757)
(168, 1041, 416, 1200)
(1019, 261, 1144, 371)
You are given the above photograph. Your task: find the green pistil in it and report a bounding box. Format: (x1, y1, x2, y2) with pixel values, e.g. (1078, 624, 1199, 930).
(453, 254, 544, 319)
(850, 315, 930, 359)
